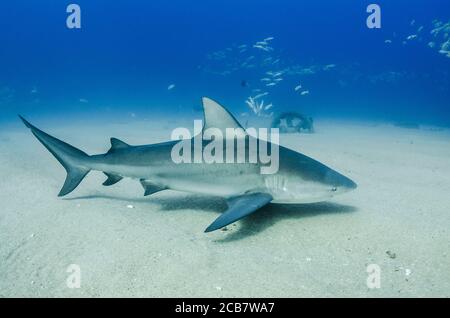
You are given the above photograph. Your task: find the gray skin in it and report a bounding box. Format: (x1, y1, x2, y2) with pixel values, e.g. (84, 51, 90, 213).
(89, 140, 356, 204)
(20, 97, 357, 232)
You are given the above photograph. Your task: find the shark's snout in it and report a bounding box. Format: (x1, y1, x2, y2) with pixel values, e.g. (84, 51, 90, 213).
(338, 177, 357, 194)
(343, 178, 357, 190)
(324, 169, 357, 193)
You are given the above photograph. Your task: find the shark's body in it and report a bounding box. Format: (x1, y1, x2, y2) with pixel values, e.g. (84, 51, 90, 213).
(20, 97, 356, 232)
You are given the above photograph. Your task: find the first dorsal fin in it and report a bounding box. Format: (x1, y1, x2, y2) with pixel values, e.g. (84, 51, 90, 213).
(108, 138, 130, 153)
(202, 97, 246, 134)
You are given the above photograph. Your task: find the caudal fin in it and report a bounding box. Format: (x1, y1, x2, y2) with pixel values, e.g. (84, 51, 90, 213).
(19, 115, 91, 196)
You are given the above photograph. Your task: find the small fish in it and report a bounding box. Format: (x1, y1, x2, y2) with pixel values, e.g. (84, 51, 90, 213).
(261, 78, 271, 82)
(253, 92, 269, 100)
(168, 84, 176, 91)
(300, 90, 310, 96)
(264, 37, 275, 41)
(266, 83, 277, 87)
(323, 64, 336, 70)
(274, 78, 283, 82)
(407, 34, 417, 40)
(254, 45, 272, 52)
(79, 98, 88, 103)
(385, 39, 392, 44)
(294, 84, 302, 91)
(264, 103, 273, 110)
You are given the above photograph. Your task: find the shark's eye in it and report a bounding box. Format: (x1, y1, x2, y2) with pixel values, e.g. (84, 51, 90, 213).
(331, 187, 337, 192)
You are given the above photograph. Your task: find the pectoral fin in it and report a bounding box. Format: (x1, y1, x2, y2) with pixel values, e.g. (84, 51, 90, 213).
(205, 192, 273, 233)
(140, 179, 167, 196)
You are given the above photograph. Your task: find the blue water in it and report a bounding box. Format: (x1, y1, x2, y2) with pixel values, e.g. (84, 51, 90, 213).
(1, 0, 449, 125)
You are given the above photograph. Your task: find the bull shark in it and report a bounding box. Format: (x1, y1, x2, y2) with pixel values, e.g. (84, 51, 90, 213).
(20, 97, 357, 232)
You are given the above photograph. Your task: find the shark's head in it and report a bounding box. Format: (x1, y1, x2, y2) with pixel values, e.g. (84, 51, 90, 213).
(269, 148, 357, 203)
(321, 166, 358, 195)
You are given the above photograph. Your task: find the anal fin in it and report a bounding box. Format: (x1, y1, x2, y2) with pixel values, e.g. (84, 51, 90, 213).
(103, 173, 123, 186)
(140, 179, 167, 196)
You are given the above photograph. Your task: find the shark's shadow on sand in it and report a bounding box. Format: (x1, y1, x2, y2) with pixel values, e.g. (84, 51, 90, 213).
(65, 193, 357, 242)
(213, 202, 357, 242)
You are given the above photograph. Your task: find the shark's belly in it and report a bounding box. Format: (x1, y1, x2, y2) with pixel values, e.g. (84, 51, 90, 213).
(148, 162, 265, 197)
(93, 152, 266, 197)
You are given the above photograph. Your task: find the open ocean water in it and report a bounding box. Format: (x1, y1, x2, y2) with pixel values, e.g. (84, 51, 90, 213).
(0, 0, 449, 126)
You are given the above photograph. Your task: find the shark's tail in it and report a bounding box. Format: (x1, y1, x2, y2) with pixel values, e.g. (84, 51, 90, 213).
(19, 116, 91, 197)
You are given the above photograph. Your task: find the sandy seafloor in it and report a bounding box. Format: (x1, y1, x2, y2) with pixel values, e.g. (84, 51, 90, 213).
(0, 116, 449, 298)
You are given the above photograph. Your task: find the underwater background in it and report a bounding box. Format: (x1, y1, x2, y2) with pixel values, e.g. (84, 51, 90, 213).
(2, 1, 450, 298)
(0, 0, 449, 126)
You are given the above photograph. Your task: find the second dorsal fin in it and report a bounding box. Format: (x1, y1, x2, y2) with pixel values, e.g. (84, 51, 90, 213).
(108, 138, 130, 154)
